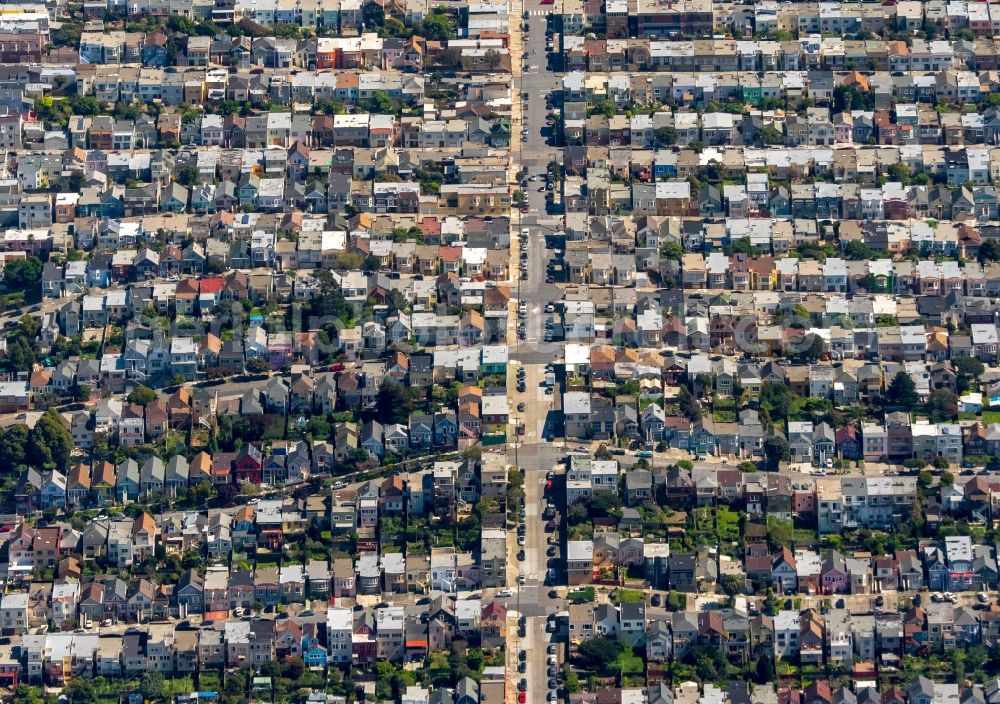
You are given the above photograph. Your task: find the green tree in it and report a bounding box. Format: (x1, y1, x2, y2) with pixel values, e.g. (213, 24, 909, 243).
(127, 385, 157, 406)
(576, 637, 623, 675)
(980, 240, 1000, 262)
(139, 671, 165, 701)
(763, 436, 790, 471)
(660, 241, 683, 261)
(63, 679, 97, 704)
(886, 371, 919, 410)
(246, 358, 269, 373)
(926, 388, 958, 422)
(175, 165, 200, 186)
(27, 408, 73, 470)
(677, 385, 702, 422)
(755, 654, 775, 684)
(843, 240, 873, 261)
(482, 49, 502, 70)
(760, 125, 783, 145)
(654, 126, 677, 147)
(422, 11, 453, 40)
(888, 162, 911, 184)
(800, 334, 825, 362)
(766, 516, 794, 549)
(588, 98, 616, 118)
(374, 382, 413, 425)
(953, 356, 985, 380)
(0, 423, 28, 468)
(67, 171, 86, 192)
(3, 256, 42, 290)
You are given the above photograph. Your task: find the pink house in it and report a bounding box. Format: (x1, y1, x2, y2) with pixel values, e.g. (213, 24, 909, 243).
(820, 550, 850, 594)
(267, 333, 292, 370)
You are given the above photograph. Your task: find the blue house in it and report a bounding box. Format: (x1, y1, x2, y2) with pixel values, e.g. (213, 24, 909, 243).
(653, 150, 677, 179)
(689, 418, 717, 456)
(303, 644, 328, 668)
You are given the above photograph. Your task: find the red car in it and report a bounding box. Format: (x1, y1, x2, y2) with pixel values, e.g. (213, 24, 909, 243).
(519, 694, 527, 703)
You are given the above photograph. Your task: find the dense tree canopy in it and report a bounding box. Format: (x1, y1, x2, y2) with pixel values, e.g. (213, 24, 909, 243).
(27, 409, 73, 471)
(3, 257, 42, 290)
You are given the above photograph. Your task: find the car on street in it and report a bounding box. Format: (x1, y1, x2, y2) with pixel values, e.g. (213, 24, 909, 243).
(549, 679, 558, 689)
(547, 644, 557, 654)
(518, 680, 528, 692)
(517, 402, 526, 412)
(547, 546, 557, 556)
(518, 694, 527, 704)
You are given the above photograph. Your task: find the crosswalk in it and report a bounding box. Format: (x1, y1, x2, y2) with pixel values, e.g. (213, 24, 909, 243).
(524, 9, 553, 15)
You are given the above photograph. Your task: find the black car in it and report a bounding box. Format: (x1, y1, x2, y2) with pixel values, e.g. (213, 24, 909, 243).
(517, 402, 526, 411)
(518, 680, 528, 692)
(651, 593, 661, 607)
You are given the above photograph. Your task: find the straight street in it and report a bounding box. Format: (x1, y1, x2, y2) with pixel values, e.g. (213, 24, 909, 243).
(505, 3, 569, 704)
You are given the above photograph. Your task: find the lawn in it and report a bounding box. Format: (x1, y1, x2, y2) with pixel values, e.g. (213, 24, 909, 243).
(983, 411, 1000, 425)
(611, 588, 646, 604)
(568, 586, 596, 604)
(618, 649, 645, 676)
(793, 528, 818, 545)
(717, 506, 740, 542)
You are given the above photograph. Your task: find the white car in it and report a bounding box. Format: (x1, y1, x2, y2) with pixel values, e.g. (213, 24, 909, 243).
(979, 592, 990, 603)
(497, 589, 512, 597)
(517, 574, 527, 584)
